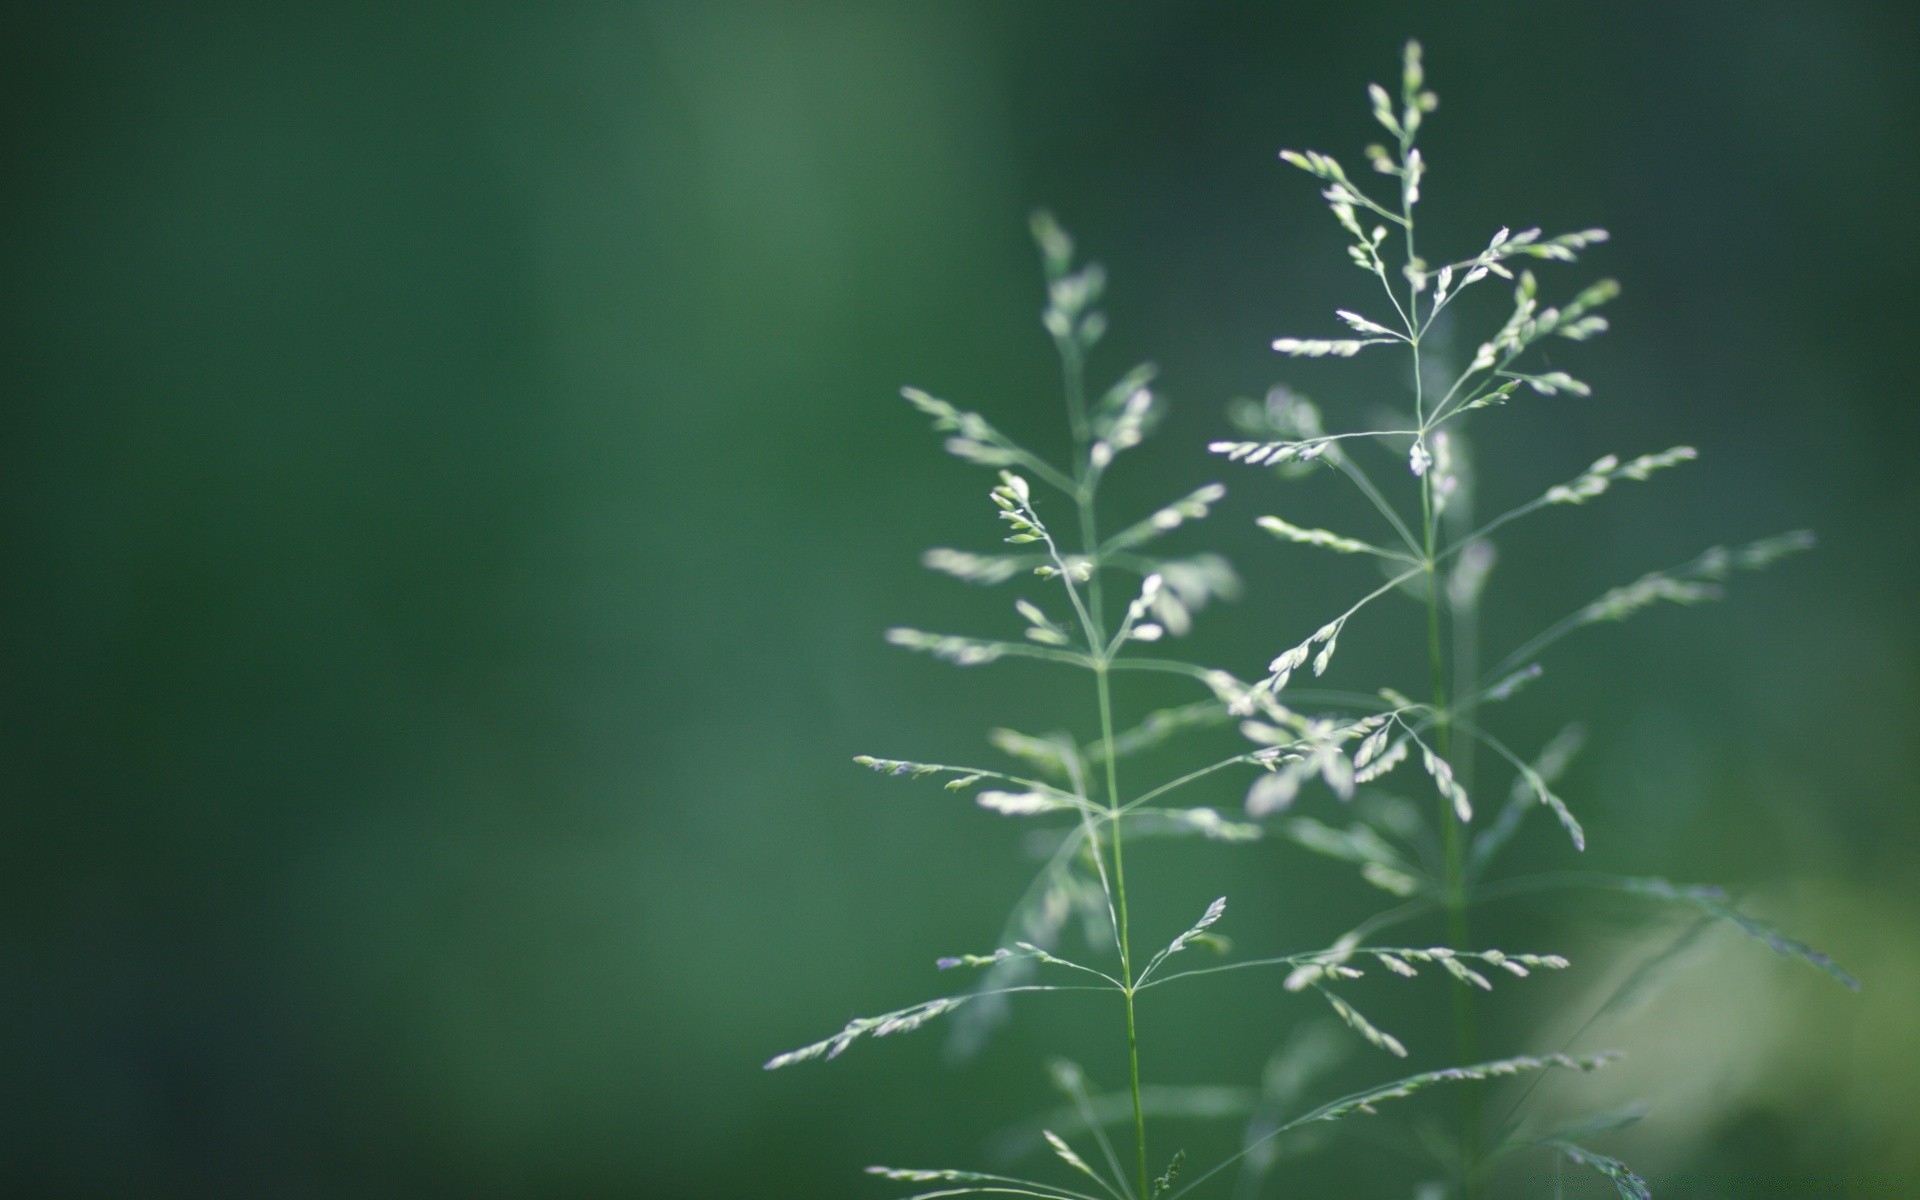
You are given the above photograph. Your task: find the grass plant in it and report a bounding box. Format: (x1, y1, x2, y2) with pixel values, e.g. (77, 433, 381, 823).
(768, 41, 1855, 1200)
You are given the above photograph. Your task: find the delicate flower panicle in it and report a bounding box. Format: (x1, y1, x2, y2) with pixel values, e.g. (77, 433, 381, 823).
(779, 38, 1851, 1200)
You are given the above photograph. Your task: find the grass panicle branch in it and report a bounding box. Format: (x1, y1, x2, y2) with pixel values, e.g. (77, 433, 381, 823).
(775, 39, 1853, 1200)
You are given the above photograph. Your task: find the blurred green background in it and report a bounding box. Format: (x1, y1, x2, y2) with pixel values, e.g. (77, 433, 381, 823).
(4, 2, 1917, 1197)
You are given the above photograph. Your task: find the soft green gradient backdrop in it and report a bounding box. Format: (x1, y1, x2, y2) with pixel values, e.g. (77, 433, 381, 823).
(3, 3, 1916, 1197)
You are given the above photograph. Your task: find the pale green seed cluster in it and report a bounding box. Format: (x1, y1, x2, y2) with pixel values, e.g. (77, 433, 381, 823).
(773, 39, 1852, 1200)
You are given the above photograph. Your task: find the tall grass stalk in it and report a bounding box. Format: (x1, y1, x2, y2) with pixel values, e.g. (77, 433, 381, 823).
(769, 41, 1855, 1200)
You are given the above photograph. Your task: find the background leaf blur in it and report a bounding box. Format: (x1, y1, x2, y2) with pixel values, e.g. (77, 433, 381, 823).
(2, 3, 1916, 1197)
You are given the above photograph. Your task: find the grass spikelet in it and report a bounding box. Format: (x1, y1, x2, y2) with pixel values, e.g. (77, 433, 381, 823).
(1616, 876, 1860, 990)
(765, 995, 972, 1070)
(1547, 1141, 1652, 1200)
(1136, 897, 1228, 985)
(1041, 1129, 1112, 1193)
(1257, 514, 1403, 560)
(1316, 987, 1408, 1058)
(1151, 1149, 1185, 1197)
(923, 547, 1034, 584)
(978, 790, 1074, 816)
(1104, 484, 1227, 553)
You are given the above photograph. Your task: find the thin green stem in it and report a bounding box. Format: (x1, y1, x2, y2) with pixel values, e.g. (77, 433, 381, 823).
(1424, 445, 1482, 1180)
(906, 1187, 1104, 1200)
(1096, 660, 1147, 1200)
(1330, 450, 1423, 558)
(1116, 754, 1259, 817)
(1140, 943, 1508, 991)
(1061, 335, 1090, 452)
(1057, 319, 1145, 1199)
(1404, 514, 1472, 950)
(1016, 451, 1083, 500)
(1059, 1064, 1131, 1196)
(1449, 487, 1482, 848)
(1403, 136, 1481, 1190)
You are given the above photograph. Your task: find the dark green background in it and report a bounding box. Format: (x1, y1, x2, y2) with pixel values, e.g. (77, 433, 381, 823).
(4, 3, 1916, 1197)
